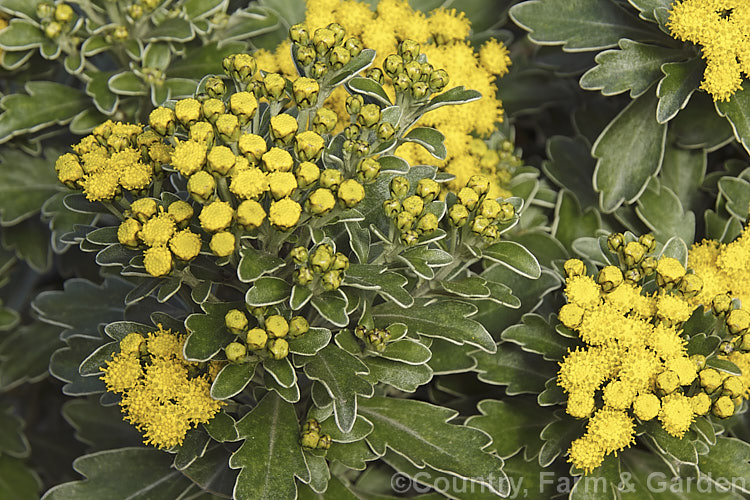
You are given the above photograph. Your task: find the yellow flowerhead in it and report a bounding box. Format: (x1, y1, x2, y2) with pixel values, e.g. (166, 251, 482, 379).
(269, 198, 302, 230)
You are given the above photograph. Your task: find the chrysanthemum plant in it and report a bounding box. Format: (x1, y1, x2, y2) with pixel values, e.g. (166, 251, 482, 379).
(509, 0, 750, 240)
(40, 21, 544, 498)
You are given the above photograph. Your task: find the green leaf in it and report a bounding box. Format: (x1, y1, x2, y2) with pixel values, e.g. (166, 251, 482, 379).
(43, 447, 199, 499)
(363, 356, 433, 392)
(0, 0, 45, 21)
(538, 413, 585, 467)
(593, 91, 667, 212)
(659, 143, 706, 210)
(510, 0, 655, 51)
(627, 0, 672, 21)
(373, 299, 495, 353)
(402, 127, 447, 160)
(304, 345, 373, 433)
(237, 247, 285, 283)
(0, 19, 45, 50)
(580, 40, 679, 98)
(146, 17, 195, 42)
(672, 92, 734, 150)
(288, 327, 331, 356)
(656, 57, 703, 123)
(167, 41, 245, 79)
(263, 357, 296, 388)
(379, 338, 432, 365)
(230, 393, 310, 500)
(359, 396, 507, 496)
(483, 241, 542, 279)
(61, 399, 142, 450)
(203, 411, 239, 443)
(184, 0, 225, 19)
(643, 421, 698, 465)
(344, 264, 413, 307)
(2, 218, 51, 272)
(219, 7, 281, 43)
(211, 361, 258, 399)
(0, 405, 29, 457)
(466, 399, 549, 459)
(716, 85, 750, 156)
(142, 43, 171, 70)
(420, 86, 482, 113)
(696, 437, 750, 495)
(718, 177, 750, 221)
(543, 135, 598, 208)
(706, 358, 741, 376)
(439, 277, 491, 298)
(347, 77, 392, 107)
(501, 314, 577, 361)
(108, 71, 147, 96)
(552, 190, 601, 251)
(635, 179, 695, 244)
(472, 344, 557, 395)
(0, 456, 40, 500)
(311, 290, 349, 327)
(184, 302, 238, 361)
(0, 81, 89, 144)
(245, 277, 291, 306)
(0, 149, 64, 225)
(658, 235, 688, 267)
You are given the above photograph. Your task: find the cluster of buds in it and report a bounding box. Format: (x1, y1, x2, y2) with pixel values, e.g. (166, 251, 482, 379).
(288, 22, 364, 82)
(607, 233, 658, 283)
(299, 419, 331, 451)
(292, 244, 349, 291)
(466, 138, 522, 194)
(693, 359, 742, 419)
(447, 175, 514, 242)
(117, 197, 200, 276)
(342, 97, 396, 156)
(36, 2, 76, 39)
(383, 176, 441, 246)
(224, 310, 310, 362)
(354, 325, 392, 352)
(380, 39, 450, 101)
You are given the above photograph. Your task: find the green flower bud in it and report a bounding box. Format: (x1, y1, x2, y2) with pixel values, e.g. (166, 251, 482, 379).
(639, 233, 656, 252)
(690, 354, 706, 370)
(45, 21, 62, 39)
(722, 376, 744, 398)
(291, 246, 308, 265)
(329, 46, 351, 70)
(471, 215, 491, 235)
(623, 268, 643, 284)
(377, 122, 396, 142)
(420, 63, 434, 81)
(230, 91, 259, 125)
(597, 265, 623, 292)
(263, 73, 287, 101)
(321, 270, 342, 291)
(302, 418, 321, 433)
(187, 171, 216, 203)
(295, 266, 314, 286)
(316, 434, 332, 450)
(300, 430, 320, 449)
(564, 259, 586, 278)
(331, 252, 349, 271)
(313, 108, 338, 134)
(353, 159, 379, 184)
(396, 211, 415, 232)
(640, 256, 658, 276)
(740, 333, 750, 352)
(311, 245, 334, 273)
(623, 241, 647, 267)
(448, 204, 469, 227)
(343, 93, 363, 114)
(357, 104, 381, 128)
(269, 113, 298, 146)
(189, 121, 214, 146)
(390, 176, 410, 199)
(728, 309, 750, 334)
(366, 68, 385, 85)
(206, 77, 226, 98)
(265, 315, 289, 338)
(416, 178, 440, 203)
(713, 395, 735, 418)
(467, 175, 490, 197)
(416, 213, 438, 235)
(344, 123, 361, 140)
(712, 294, 733, 315)
(479, 199, 502, 220)
(289, 316, 309, 337)
(216, 114, 240, 142)
(327, 22, 346, 44)
(295, 45, 316, 67)
(246, 328, 268, 350)
(400, 230, 419, 246)
(289, 24, 309, 45)
(392, 73, 411, 92)
(55, 4, 74, 23)
(313, 27, 336, 55)
(678, 273, 703, 298)
(411, 81, 429, 100)
(202, 98, 226, 123)
(296, 161, 320, 189)
(149, 107, 176, 136)
(320, 169, 343, 191)
(398, 39, 420, 63)
(383, 198, 401, 218)
(719, 340, 734, 355)
(268, 338, 289, 359)
(225, 309, 249, 334)
(311, 61, 328, 79)
(344, 37, 363, 56)
(457, 187, 479, 211)
(402, 195, 424, 217)
(112, 25, 129, 42)
(607, 232, 625, 252)
(231, 53, 257, 82)
(404, 61, 422, 81)
(291, 77, 318, 107)
(429, 69, 449, 92)
(37, 3, 54, 19)
(482, 224, 499, 242)
(383, 54, 404, 79)
(294, 131, 325, 162)
(225, 342, 247, 362)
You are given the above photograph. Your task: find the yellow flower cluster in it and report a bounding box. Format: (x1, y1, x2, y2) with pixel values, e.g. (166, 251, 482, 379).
(117, 198, 200, 277)
(559, 259, 708, 473)
(100, 326, 224, 449)
(255, 0, 512, 198)
(688, 220, 750, 309)
(54, 122, 169, 201)
(667, 0, 750, 101)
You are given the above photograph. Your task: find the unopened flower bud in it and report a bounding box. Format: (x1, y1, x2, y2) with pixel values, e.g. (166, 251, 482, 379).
(357, 104, 381, 128)
(118, 218, 141, 248)
(623, 268, 643, 284)
(270, 114, 298, 146)
(699, 368, 722, 394)
(690, 354, 706, 371)
(344, 124, 361, 140)
(295, 45, 316, 66)
(678, 273, 703, 298)
(246, 328, 268, 350)
(416, 213, 438, 235)
(607, 233, 624, 253)
(398, 39, 420, 63)
(263, 73, 287, 101)
(656, 370, 679, 395)
(205, 77, 226, 98)
(392, 73, 411, 92)
(597, 265, 623, 292)
(344, 37, 363, 56)
(366, 68, 385, 85)
(390, 176, 410, 199)
(268, 338, 289, 359)
(357, 157, 381, 182)
(216, 114, 240, 142)
(311, 61, 328, 79)
(187, 171, 216, 203)
(457, 187, 479, 211)
(411, 81, 429, 99)
(306, 188, 336, 215)
(321, 270, 342, 291)
(300, 430, 320, 449)
(416, 178, 440, 203)
(296, 161, 320, 189)
(313, 108, 338, 134)
(564, 259, 585, 278)
(289, 24, 309, 45)
(623, 241, 647, 267)
(383, 198, 401, 218)
(713, 395, 735, 418)
(402, 196, 424, 217)
(231, 54, 257, 82)
(316, 434, 332, 450)
(320, 169, 343, 191)
(640, 256, 657, 276)
(420, 63, 433, 81)
(400, 230, 419, 246)
(727, 309, 750, 334)
(376, 122, 396, 142)
(383, 54, 404, 78)
(448, 204, 469, 227)
(293, 77, 319, 108)
(225, 342, 247, 362)
(230, 91, 258, 125)
(225, 309, 249, 334)
(265, 315, 289, 338)
(471, 216, 491, 235)
(331, 253, 349, 271)
(289, 316, 309, 337)
(295, 266, 314, 285)
(722, 376, 744, 398)
(712, 294, 733, 315)
(329, 46, 351, 69)
(313, 27, 336, 55)
(396, 211, 415, 232)
(639, 233, 656, 252)
(429, 69, 449, 92)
